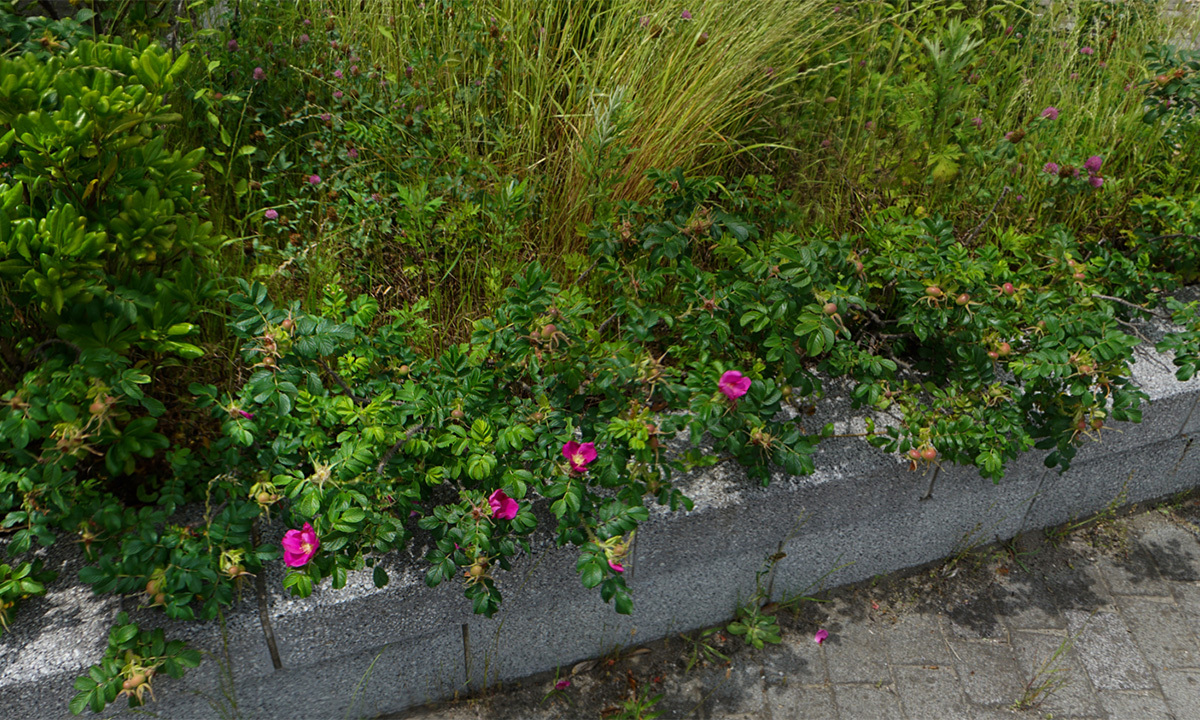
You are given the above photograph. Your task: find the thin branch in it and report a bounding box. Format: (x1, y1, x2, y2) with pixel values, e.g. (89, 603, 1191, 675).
(572, 256, 602, 288)
(1092, 293, 1171, 321)
(597, 311, 619, 334)
(376, 424, 426, 475)
(35, 0, 59, 20)
(1141, 233, 1200, 243)
(315, 358, 370, 405)
(962, 185, 1010, 246)
(251, 521, 283, 670)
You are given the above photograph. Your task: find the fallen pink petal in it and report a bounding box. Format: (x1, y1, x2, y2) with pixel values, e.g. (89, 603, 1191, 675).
(555, 679, 571, 690)
(814, 629, 829, 645)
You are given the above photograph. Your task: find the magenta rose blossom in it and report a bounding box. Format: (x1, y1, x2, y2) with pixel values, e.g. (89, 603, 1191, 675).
(562, 441, 597, 473)
(718, 370, 751, 400)
(281, 523, 320, 567)
(608, 560, 625, 573)
(487, 489, 519, 520)
(1040, 106, 1059, 120)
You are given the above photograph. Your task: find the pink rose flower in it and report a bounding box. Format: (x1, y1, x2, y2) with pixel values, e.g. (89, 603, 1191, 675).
(814, 628, 829, 645)
(718, 370, 751, 400)
(562, 441, 597, 473)
(608, 560, 625, 573)
(236, 408, 254, 419)
(487, 489, 519, 520)
(281, 523, 320, 567)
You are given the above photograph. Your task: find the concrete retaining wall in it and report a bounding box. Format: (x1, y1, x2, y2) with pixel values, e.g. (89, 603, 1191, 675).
(3, 318, 1200, 719)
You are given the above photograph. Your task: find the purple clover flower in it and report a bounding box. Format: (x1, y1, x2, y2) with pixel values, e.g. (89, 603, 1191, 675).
(1080, 46, 1094, 56)
(253, 66, 265, 80)
(228, 39, 239, 51)
(1084, 155, 1103, 174)
(265, 209, 278, 220)
(1043, 162, 1060, 175)
(1088, 175, 1103, 188)
(299, 33, 310, 44)
(308, 174, 321, 185)
(347, 147, 359, 160)
(334, 69, 344, 79)
(1040, 106, 1059, 120)
(681, 9, 692, 20)
(971, 116, 983, 128)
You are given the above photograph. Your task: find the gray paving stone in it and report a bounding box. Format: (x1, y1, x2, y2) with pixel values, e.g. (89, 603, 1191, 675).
(1117, 595, 1200, 670)
(824, 622, 891, 685)
(1065, 610, 1156, 691)
(1141, 523, 1200, 583)
(763, 684, 838, 720)
(691, 661, 765, 716)
(1010, 630, 1102, 717)
(1097, 690, 1176, 720)
(1038, 552, 1115, 615)
(885, 614, 952, 666)
(1158, 669, 1200, 719)
(894, 664, 971, 719)
(832, 683, 905, 718)
(761, 636, 827, 686)
(993, 571, 1067, 630)
(950, 641, 1025, 707)
(1173, 583, 1200, 625)
(1094, 544, 1173, 597)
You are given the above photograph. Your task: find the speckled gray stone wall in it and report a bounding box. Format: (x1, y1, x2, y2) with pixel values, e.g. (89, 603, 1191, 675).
(3, 308, 1199, 719)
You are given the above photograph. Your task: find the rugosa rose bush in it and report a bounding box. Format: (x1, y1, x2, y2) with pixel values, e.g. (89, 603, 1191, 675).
(52, 168, 1200, 715)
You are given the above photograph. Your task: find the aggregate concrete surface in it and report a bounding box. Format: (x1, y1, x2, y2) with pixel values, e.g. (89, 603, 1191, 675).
(391, 496, 1200, 720)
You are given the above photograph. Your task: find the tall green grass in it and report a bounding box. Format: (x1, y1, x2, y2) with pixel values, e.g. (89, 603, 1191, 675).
(325, 0, 843, 256)
(756, 0, 1200, 236)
